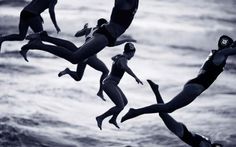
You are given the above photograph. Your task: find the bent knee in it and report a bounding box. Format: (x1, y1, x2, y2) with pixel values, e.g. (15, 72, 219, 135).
(124, 101, 128, 106)
(103, 69, 109, 75)
(116, 104, 125, 111)
(74, 77, 82, 81)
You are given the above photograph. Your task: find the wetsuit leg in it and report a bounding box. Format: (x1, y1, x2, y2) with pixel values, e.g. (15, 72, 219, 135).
(0, 15, 29, 50)
(28, 16, 43, 33)
(96, 82, 125, 130)
(22, 33, 109, 64)
(40, 35, 78, 51)
(109, 86, 128, 123)
(147, 80, 185, 138)
(21, 41, 78, 64)
(58, 61, 87, 81)
(121, 83, 205, 122)
(87, 56, 109, 100)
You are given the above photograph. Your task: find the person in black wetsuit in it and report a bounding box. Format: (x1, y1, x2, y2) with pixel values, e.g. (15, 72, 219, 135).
(121, 35, 236, 122)
(58, 18, 109, 100)
(20, 0, 139, 64)
(96, 43, 143, 130)
(147, 79, 223, 147)
(0, 0, 60, 51)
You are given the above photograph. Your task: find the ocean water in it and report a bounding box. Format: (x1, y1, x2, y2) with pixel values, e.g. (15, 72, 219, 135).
(0, 0, 236, 146)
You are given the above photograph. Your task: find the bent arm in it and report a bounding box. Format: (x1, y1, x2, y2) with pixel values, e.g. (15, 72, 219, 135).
(114, 38, 136, 46)
(49, 0, 60, 33)
(218, 47, 236, 57)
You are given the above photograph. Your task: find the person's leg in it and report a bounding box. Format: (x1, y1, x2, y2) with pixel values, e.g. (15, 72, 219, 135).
(20, 40, 76, 63)
(96, 82, 125, 130)
(40, 33, 78, 51)
(58, 62, 87, 81)
(21, 34, 108, 64)
(147, 80, 185, 137)
(26, 30, 78, 52)
(121, 83, 205, 122)
(0, 15, 29, 50)
(109, 86, 127, 126)
(87, 55, 109, 101)
(28, 16, 43, 33)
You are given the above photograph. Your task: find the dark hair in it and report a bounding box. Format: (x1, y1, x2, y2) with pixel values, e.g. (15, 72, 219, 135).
(124, 42, 136, 53)
(218, 35, 233, 50)
(97, 18, 107, 27)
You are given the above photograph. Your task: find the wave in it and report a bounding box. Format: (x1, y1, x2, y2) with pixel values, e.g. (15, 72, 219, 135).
(0, 62, 43, 75)
(0, 123, 75, 147)
(0, 51, 57, 60)
(168, 44, 206, 52)
(0, 0, 28, 7)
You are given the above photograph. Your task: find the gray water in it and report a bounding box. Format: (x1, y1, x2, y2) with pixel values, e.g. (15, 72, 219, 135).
(0, 0, 236, 146)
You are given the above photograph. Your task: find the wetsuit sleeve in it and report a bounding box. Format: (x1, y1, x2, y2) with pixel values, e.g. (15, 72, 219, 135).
(217, 47, 236, 56)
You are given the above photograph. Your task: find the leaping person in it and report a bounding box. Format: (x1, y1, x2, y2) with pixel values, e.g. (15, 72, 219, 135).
(58, 18, 109, 101)
(0, 0, 60, 51)
(147, 79, 223, 147)
(96, 43, 143, 130)
(121, 35, 236, 122)
(20, 0, 139, 64)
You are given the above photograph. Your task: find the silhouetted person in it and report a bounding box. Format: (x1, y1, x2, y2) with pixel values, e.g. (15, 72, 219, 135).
(121, 35, 236, 122)
(147, 79, 223, 147)
(58, 18, 109, 100)
(20, 0, 139, 64)
(0, 0, 60, 51)
(96, 43, 143, 130)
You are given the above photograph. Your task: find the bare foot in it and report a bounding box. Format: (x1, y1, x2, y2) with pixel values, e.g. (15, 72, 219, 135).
(121, 108, 137, 123)
(58, 68, 70, 77)
(97, 91, 106, 101)
(109, 119, 120, 129)
(96, 116, 103, 130)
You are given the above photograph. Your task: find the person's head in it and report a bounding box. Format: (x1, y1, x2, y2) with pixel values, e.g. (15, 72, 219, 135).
(123, 43, 136, 60)
(97, 18, 108, 27)
(218, 35, 233, 50)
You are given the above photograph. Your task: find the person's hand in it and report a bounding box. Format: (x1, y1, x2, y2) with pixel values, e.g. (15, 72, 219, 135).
(135, 77, 143, 85)
(84, 23, 88, 29)
(56, 26, 61, 34)
(74, 31, 79, 37)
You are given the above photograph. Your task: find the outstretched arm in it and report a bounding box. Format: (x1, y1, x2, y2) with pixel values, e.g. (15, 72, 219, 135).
(49, 0, 60, 33)
(147, 80, 184, 138)
(74, 24, 91, 37)
(119, 58, 143, 84)
(113, 38, 137, 46)
(218, 47, 236, 57)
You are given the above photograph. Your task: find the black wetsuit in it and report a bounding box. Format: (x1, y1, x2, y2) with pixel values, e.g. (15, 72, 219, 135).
(103, 54, 126, 85)
(180, 125, 211, 147)
(96, 54, 128, 129)
(21, 0, 52, 23)
(95, 0, 139, 46)
(186, 50, 226, 89)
